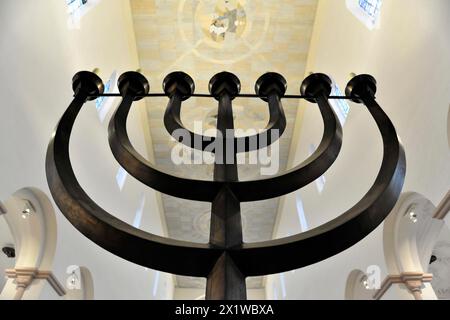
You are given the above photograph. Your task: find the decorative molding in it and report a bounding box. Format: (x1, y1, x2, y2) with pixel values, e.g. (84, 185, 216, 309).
(5, 268, 36, 289)
(373, 272, 433, 300)
(433, 190, 450, 220)
(5, 268, 66, 296)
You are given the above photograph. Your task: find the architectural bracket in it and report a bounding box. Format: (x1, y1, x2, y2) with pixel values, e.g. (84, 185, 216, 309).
(5, 268, 66, 297)
(373, 273, 433, 300)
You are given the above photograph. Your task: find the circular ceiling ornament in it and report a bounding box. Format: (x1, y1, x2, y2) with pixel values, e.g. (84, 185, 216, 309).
(177, 0, 271, 64)
(202, 0, 247, 43)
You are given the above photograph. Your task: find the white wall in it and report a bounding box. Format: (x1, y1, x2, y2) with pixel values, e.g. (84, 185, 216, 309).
(0, 0, 171, 299)
(269, 0, 450, 299)
(0, 216, 15, 292)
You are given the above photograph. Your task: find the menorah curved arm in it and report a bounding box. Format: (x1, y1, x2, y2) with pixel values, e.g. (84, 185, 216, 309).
(163, 71, 287, 153)
(108, 72, 342, 202)
(164, 94, 214, 151)
(163, 91, 287, 153)
(45, 75, 222, 277)
(231, 75, 407, 276)
(231, 93, 341, 201)
(109, 92, 223, 201)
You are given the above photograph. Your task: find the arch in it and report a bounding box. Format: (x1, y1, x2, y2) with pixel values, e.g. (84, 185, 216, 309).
(0, 215, 15, 292)
(65, 266, 95, 300)
(0, 187, 58, 299)
(428, 223, 450, 300)
(66, 0, 101, 30)
(383, 192, 444, 275)
(345, 269, 375, 300)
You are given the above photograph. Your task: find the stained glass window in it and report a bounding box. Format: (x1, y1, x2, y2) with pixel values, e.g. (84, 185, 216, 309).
(330, 81, 350, 126)
(346, 0, 383, 30)
(66, 0, 98, 29)
(66, 0, 88, 14)
(358, 0, 383, 24)
(95, 71, 117, 123)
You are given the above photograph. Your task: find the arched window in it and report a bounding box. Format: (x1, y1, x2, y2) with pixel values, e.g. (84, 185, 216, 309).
(132, 194, 146, 229)
(66, 0, 100, 29)
(66, 0, 88, 11)
(346, 0, 383, 30)
(115, 166, 128, 191)
(95, 71, 118, 123)
(152, 271, 160, 297)
(296, 193, 309, 232)
(330, 80, 350, 126)
(308, 144, 327, 193)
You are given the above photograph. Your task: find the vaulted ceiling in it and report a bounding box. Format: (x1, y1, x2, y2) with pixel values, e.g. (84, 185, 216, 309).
(130, 0, 318, 289)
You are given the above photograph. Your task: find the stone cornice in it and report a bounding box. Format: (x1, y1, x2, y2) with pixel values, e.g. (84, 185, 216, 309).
(5, 268, 66, 296)
(373, 272, 433, 300)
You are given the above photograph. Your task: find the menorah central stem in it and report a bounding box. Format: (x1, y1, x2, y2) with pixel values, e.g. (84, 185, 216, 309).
(213, 92, 238, 181)
(206, 188, 246, 300)
(206, 85, 246, 300)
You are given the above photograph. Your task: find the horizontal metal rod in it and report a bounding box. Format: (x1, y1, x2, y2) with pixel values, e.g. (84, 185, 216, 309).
(87, 93, 357, 100)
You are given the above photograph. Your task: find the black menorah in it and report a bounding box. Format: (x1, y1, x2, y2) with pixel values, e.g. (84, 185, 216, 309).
(46, 71, 406, 300)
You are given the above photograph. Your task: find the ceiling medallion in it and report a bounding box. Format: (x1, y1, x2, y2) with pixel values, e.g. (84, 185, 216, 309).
(46, 70, 406, 300)
(177, 0, 270, 64)
(204, 0, 247, 43)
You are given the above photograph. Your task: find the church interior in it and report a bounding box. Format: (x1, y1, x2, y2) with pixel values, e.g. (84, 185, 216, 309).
(0, 0, 449, 300)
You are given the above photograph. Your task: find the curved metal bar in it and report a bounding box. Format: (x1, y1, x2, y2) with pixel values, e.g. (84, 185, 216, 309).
(108, 92, 342, 202)
(231, 93, 341, 201)
(110, 93, 224, 201)
(231, 94, 406, 276)
(164, 93, 214, 151)
(163, 92, 286, 153)
(45, 92, 221, 277)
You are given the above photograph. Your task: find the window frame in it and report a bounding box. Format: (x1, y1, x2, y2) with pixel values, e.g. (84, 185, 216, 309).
(66, 0, 100, 29)
(346, 0, 383, 30)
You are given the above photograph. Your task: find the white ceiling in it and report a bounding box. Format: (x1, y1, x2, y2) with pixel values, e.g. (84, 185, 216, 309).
(130, 0, 318, 289)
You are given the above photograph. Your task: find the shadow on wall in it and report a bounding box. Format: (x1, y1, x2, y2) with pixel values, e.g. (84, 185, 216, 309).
(447, 104, 450, 150)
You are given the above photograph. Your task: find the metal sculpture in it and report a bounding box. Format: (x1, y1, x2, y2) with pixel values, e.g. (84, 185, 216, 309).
(46, 71, 406, 300)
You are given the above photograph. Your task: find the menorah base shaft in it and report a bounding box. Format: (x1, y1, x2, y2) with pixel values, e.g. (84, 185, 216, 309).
(206, 252, 247, 300)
